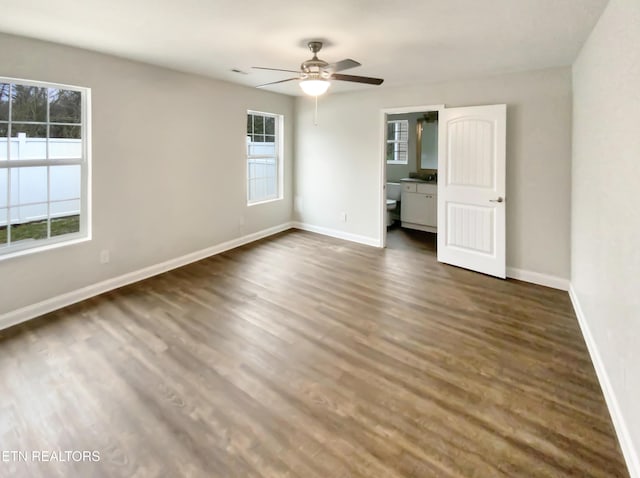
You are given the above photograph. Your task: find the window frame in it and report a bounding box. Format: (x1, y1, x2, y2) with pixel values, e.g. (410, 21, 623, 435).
(386, 119, 409, 165)
(246, 110, 283, 206)
(0, 76, 91, 260)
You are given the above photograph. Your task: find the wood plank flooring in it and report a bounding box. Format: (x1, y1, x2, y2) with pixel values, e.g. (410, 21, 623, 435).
(0, 229, 628, 477)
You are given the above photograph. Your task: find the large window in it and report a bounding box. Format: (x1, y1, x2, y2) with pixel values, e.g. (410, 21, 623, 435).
(246, 111, 282, 204)
(0, 78, 89, 258)
(386, 119, 409, 164)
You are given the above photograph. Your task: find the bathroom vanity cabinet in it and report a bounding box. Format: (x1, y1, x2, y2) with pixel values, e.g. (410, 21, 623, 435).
(401, 182, 437, 233)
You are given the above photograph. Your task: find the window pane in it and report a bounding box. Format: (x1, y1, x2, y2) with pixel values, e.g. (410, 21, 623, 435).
(0, 83, 8, 121)
(252, 134, 264, 143)
(265, 158, 276, 179)
(9, 213, 48, 243)
(50, 165, 80, 201)
(0, 169, 6, 208)
(265, 116, 275, 135)
(387, 122, 394, 139)
(265, 134, 275, 143)
(0, 209, 6, 246)
(11, 123, 46, 137)
(247, 115, 253, 135)
(10, 124, 46, 160)
(49, 88, 81, 123)
(256, 161, 266, 179)
(395, 124, 406, 141)
(248, 142, 275, 156)
(386, 143, 394, 161)
(50, 212, 80, 237)
(254, 115, 264, 134)
(255, 178, 266, 200)
(50, 125, 82, 159)
(0, 120, 7, 161)
(248, 178, 256, 202)
(11, 85, 47, 122)
(266, 177, 276, 197)
(51, 199, 80, 218)
(10, 167, 48, 206)
(50, 124, 80, 139)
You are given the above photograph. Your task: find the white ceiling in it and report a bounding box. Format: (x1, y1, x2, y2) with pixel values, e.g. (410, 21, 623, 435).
(1, 0, 608, 96)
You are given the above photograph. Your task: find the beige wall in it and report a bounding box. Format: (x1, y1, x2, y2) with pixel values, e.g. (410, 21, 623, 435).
(572, 0, 640, 471)
(294, 67, 573, 279)
(0, 33, 294, 316)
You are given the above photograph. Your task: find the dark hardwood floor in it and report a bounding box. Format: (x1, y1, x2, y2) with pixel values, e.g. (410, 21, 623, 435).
(0, 229, 628, 477)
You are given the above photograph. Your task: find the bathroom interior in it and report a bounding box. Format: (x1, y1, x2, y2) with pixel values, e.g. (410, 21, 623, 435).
(385, 110, 438, 251)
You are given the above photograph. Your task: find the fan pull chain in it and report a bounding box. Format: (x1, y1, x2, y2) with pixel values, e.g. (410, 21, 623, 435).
(314, 95, 319, 126)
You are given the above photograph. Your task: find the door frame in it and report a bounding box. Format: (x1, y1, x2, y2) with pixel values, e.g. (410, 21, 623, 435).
(378, 104, 445, 247)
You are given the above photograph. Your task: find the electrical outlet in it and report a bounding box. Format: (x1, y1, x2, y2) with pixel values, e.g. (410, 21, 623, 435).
(99, 249, 110, 264)
(340, 212, 347, 222)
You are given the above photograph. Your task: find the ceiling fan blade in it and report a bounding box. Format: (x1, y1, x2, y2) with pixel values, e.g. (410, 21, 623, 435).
(331, 73, 384, 85)
(252, 66, 301, 73)
(256, 77, 299, 88)
(325, 59, 361, 72)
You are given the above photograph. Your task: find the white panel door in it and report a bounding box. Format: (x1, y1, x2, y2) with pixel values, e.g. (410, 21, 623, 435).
(437, 104, 506, 278)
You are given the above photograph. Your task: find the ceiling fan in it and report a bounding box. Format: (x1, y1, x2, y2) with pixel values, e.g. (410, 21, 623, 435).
(253, 41, 384, 96)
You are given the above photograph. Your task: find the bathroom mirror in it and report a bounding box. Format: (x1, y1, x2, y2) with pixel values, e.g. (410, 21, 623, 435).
(417, 111, 438, 171)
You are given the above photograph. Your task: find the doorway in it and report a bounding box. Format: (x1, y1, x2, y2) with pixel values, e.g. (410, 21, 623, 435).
(380, 105, 444, 250)
(379, 103, 508, 278)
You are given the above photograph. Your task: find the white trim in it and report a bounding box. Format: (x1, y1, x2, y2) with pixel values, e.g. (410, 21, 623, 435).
(569, 285, 639, 478)
(506, 267, 569, 291)
(0, 235, 90, 262)
(0, 222, 293, 332)
(291, 221, 382, 248)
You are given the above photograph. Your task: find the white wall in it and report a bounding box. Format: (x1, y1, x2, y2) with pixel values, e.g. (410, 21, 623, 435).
(572, 0, 640, 473)
(295, 67, 572, 279)
(0, 32, 294, 316)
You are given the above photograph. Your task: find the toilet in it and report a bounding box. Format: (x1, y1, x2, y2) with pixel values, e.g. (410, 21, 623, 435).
(386, 182, 402, 226)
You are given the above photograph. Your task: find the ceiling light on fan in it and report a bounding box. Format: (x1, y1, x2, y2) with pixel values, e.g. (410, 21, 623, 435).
(253, 41, 383, 95)
(299, 78, 330, 96)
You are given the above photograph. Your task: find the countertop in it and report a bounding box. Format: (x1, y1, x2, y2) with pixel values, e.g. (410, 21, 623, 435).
(399, 177, 437, 184)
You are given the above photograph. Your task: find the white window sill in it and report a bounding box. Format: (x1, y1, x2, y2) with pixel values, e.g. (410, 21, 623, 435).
(0, 234, 91, 262)
(247, 196, 284, 207)
(387, 161, 409, 165)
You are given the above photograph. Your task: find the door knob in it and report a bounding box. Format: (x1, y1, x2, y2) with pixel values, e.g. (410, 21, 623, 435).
(490, 197, 504, 203)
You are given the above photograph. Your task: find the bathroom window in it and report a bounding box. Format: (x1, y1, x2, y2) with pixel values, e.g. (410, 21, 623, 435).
(0, 78, 90, 259)
(386, 119, 409, 164)
(246, 111, 283, 205)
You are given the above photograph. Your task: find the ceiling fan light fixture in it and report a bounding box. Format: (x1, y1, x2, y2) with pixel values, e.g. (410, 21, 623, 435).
(299, 79, 330, 96)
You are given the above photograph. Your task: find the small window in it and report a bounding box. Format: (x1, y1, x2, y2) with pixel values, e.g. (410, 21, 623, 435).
(386, 119, 409, 164)
(0, 78, 90, 258)
(246, 111, 282, 204)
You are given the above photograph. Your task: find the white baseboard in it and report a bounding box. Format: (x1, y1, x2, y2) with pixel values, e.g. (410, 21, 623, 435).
(0, 222, 294, 332)
(569, 285, 639, 478)
(506, 267, 569, 291)
(291, 221, 382, 248)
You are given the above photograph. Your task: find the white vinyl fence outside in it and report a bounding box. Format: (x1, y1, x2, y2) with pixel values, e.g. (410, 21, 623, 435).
(0, 133, 81, 226)
(247, 139, 278, 203)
